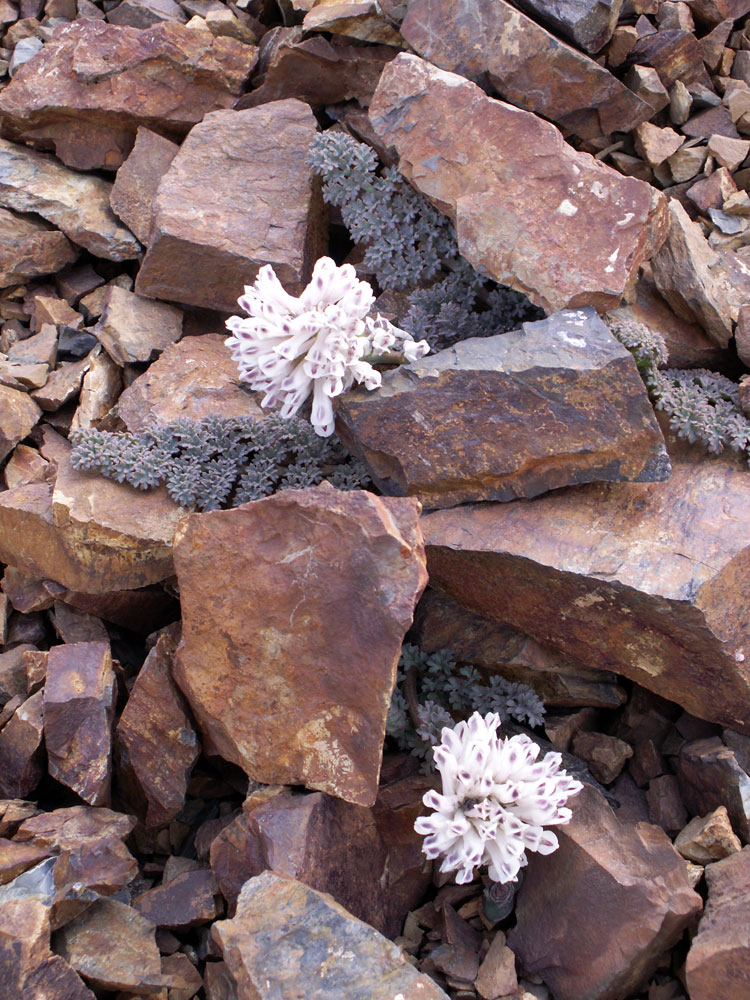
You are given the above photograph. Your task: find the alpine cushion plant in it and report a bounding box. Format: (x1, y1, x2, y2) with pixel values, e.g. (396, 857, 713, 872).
(415, 712, 583, 885)
(225, 256, 430, 436)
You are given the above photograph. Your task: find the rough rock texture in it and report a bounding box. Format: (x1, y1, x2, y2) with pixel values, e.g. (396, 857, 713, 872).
(0, 139, 141, 260)
(0, 384, 41, 463)
(115, 626, 199, 827)
(685, 847, 750, 1000)
(136, 101, 325, 313)
(0, 207, 78, 287)
(109, 127, 179, 245)
(507, 785, 702, 1000)
(94, 286, 183, 365)
(337, 309, 669, 509)
(44, 642, 116, 806)
(134, 867, 219, 928)
(400, 0, 651, 139)
(676, 737, 750, 842)
(212, 872, 450, 999)
(302, 0, 403, 44)
(0, 20, 258, 170)
(173, 485, 427, 806)
(369, 54, 668, 313)
(0, 437, 184, 593)
(0, 691, 45, 798)
(116, 333, 262, 432)
(675, 806, 742, 863)
(209, 775, 432, 935)
(512, 0, 623, 52)
(421, 436, 750, 735)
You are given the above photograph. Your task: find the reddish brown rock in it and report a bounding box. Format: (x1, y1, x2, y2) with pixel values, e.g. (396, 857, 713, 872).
(213, 872, 450, 1000)
(0, 837, 49, 885)
(685, 847, 750, 999)
(23, 955, 97, 1000)
(94, 286, 183, 366)
(400, 0, 651, 139)
(173, 485, 427, 806)
(108, 0, 187, 28)
(676, 737, 750, 842)
(474, 931, 518, 1000)
(55, 897, 167, 993)
(0, 691, 44, 798)
(43, 584, 178, 635)
(117, 334, 262, 432)
(633, 121, 685, 166)
(675, 806, 742, 863)
(688, 0, 750, 24)
(70, 345, 121, 431)
(134, 867, 219, 929)
(203, 961, 238, 1000)
(302, 0, 403, 43)
(507, 785, 702, 1000)
(0, 384, 41, 463)
(160, 952, 203, 998)
(210, 775, 432, 935)
(369, 54, 667, 314)
(0, 643, 33, 705)
(337, 309, 669, 509)
(116, 627, 199, 826)
(628, 29, 709, 88)
(1, 444, 50, 489)
(44, 642, 116, 806)
(50, 601, 109, 644)
(421, 437, 750, 736)
(136, 101, 324, 313)
(571, 731, 634, 784)
(0, 901, 90, 998)
(0, 20, 258, 171)
(511, 0, 622, 53)
(110, 127, 179, 244)
(651, 199, 750, 347)
(0, 139, 141, 260)
(239, 29, 397, 109)
(0, 207, 78, 287)
(647, 774, 689, 835)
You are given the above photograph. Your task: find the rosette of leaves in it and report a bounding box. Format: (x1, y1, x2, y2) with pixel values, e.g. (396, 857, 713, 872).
(70, 414, 371, 511)
(308, 130, 542, 352)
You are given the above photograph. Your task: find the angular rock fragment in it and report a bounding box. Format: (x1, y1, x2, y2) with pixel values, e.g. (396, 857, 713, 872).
(0, 899, 93, 998)
(212, 872, 450, 999)
(94, 286, 183, 366)
(511, 0, 623, 53)
(675, 806, 742, 863)
(0, 20, 258, 170)
(685, 847, 750, 999)
(421, 436, 750, 735)
(571, 730, 634, 783)
(44, 642, 116, 806)
(108, 0, 188, 28)
(0, 838, 50, 886)
(110, 127, 179, 245)
(173, 485, 427, 806)
(507, 785, 702, 1000)
(302, 0, 403, 44)
(0, 384, 41, 463)
(116, 627, 199, 827)
(337, 309, 669, 509)
(116, 334, 262, 432)
(369, 55, 668, 313)
(70, 345, 121, 431)
(136, 101, 325, 312)
(31, 354, 92, 412)
(676, 737, 750, 842)
(628, 29, 709, 89)
(400, 0, 651, 139)
(134, 868, 219, 929)
(0, 691, 44, 798)
(0, 139, 141, 260)
(0, 207, 78, 286)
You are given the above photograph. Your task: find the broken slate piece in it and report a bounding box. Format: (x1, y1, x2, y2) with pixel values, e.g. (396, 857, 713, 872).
(337, 308, 669, 509)
(109, 127, 179, 244)
(0, 207, 78, 287)
(94, 286, 183, 365)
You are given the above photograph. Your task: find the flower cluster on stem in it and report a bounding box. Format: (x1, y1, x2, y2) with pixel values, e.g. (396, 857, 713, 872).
(415, 712, 583, 885)
(225, 257, 430, 436)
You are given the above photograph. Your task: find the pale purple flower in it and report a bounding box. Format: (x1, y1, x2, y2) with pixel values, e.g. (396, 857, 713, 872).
(225, 257, 430, 436)
(414, 712, 583, 885)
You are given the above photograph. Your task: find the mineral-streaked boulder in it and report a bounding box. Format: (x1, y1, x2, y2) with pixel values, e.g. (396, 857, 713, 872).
(421, 436, 750, 735)
(109, 127, 179, 244)
(0, 207, 78, 287)
(0, 385, 41, 463)
(94, 286, 183, 366)
(369, 54, 668, 314)
(0, 20, 257, 171)
(136, 101, 325, 313)
(0, 139, 140, 260)
(511, 0, 623, 53)
(212, 871, 450, 999)
(507, 785, 702, 1000)
(173, 485, 427, 806)
(116, 626, 199, 827)
(685, 847, 750, 999)
(44, 642, 116, 807)
(400, 0, 650, 139)
(116, 334, 262, 432)
(337, 309, 670, 509)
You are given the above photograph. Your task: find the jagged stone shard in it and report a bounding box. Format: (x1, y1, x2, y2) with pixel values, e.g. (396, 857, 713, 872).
(337, 308, 670, 509)
(510, 0, 623, 53)
(400, 0, 648, 138)
(369, 54, 668, 314)
(421, 436, 750, 734)
(212, 871, 451, 999)
(172, 485, 427, 807)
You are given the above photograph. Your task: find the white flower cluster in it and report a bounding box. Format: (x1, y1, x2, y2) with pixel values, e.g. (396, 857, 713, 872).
(415, 712, 583, 885)
(225, 257, 430, 437)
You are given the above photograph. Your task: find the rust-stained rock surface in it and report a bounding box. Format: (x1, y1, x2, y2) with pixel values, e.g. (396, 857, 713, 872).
(369, 54, 668, 314)
(676, 737, 750, 842)
(508, 785, 702, 1000)
(0, 690, 45, 798)
(134, 867, 219, 928)
(109, 127, 179, 245)
(400, 0, 651, 139)
(0, 207, 78, 288)
(421, 436, 750, 734)
(0, 20, 258, 171)
(512, 0, 623, 52)
(135, 101, 325, 313)
(173, 485, 427, 806)
(212, 871, 451, 999)
(0, 384, 40, 463)
(94, 285, 183, 366)
(337, 308, 669, 509)
(44, 642, 116, 806)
